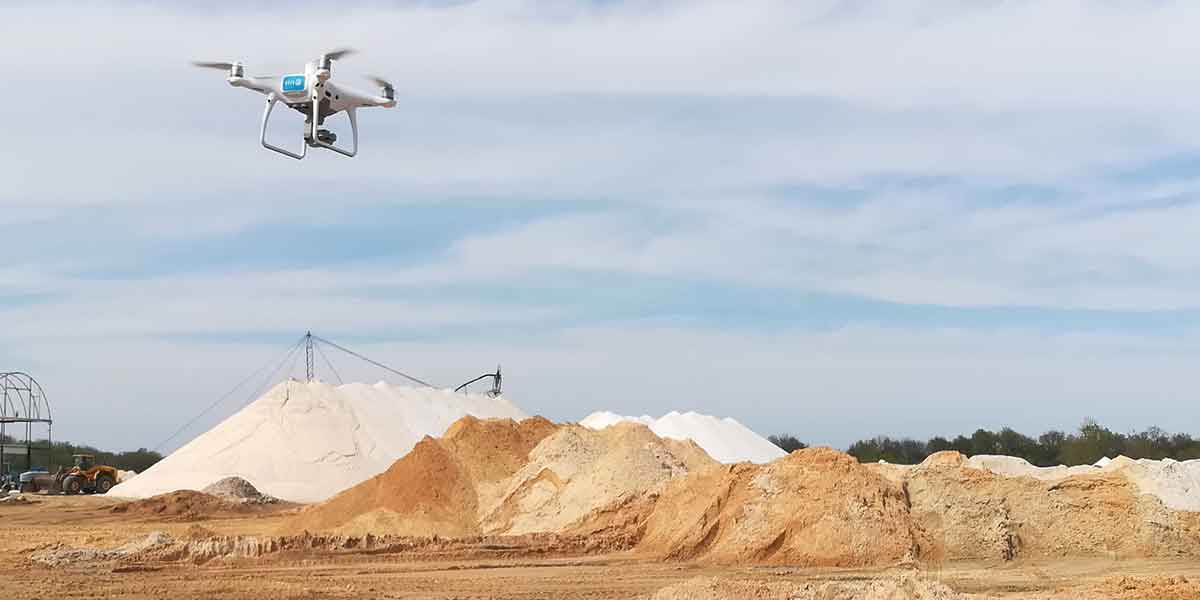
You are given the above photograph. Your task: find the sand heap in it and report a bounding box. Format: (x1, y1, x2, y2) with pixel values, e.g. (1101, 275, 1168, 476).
(110, 381, 526, 503)
(288, 416, 558, 536)
(903, 451, 1200, 561)
(942, 454, 1200, 512)
(202, 477, 276, 504)
(287, 418, 717, 537)
(580, 410, 785, 464)
(483, 421, 716, 535)
(623, 448, 925, 566)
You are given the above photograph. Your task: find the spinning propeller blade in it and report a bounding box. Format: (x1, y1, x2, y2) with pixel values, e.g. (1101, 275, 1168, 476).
(367, 76, 393, 89)
(367, 76, 395, 99)
(191, 61, 236, 70)
(323, 48, 355, 60)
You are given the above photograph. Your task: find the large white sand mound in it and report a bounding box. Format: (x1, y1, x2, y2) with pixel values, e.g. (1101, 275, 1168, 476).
(580, 410, 785, 464)
(109, 380, 526, 503)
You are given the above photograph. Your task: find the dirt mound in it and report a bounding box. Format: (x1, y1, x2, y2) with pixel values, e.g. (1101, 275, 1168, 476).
(480, 422, 719, 535)
(647, 574, 971, 600)
(286, 417, 716, 538)
(628, 447, 926, 566)
(907, 451, 1200, 561)
(110, 490, 268, 521)
(202, 477, 276, 504)
(286, 416, 559, 536)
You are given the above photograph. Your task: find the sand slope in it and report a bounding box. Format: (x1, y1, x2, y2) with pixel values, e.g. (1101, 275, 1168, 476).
(287, 418, 717, 537)
(110, 381, 527, 503)
(631, 447, 924, 566)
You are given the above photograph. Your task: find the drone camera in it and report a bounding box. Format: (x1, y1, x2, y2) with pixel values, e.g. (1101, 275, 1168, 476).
(231, 62, 244, 78)
(316, 129, 338, 144)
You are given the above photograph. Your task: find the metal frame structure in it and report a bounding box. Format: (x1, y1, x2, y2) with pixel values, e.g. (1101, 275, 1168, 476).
(454, 366, 503, 397)
(0, 372, 53, 473)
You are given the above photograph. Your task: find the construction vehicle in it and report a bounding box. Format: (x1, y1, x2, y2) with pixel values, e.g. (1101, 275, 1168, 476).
(19, 455, 118, 495)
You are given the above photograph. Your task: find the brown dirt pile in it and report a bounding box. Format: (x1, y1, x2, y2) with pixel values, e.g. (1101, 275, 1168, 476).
(907, 451, 1200, 561)
(285, 416, 559, 536)
(109, 490, 262, 521)
(286, 418, 716, 539)
(480, 422, 718, 535)
(628, 447, 927, 566)
(646, 574, 971, 600)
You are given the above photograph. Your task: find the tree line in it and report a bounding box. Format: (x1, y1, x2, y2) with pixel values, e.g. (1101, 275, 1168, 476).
(770, 420, 1200, 467)
(1, 434, 163, 474)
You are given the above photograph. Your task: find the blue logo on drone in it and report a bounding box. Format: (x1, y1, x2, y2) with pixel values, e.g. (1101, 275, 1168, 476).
(282, 75, 306, 92)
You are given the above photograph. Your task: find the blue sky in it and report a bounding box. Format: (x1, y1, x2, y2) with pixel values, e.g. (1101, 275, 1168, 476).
(3, 0, 1200, 452)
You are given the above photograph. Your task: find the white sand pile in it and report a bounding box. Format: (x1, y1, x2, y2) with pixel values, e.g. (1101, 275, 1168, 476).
(580, 410, 784, 464)
(964, 455, 1097, 481)
(110, 380, 525, 503)
(934, 454, 1200, 512)
(1101, 456, 1200, 511)
(116, 469, 137, 483)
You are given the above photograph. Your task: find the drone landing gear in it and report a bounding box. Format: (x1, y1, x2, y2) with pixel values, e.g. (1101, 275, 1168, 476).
(308, 106, 358, 158)
(261, 95, 306, 160)
(259, 94, 359, 160)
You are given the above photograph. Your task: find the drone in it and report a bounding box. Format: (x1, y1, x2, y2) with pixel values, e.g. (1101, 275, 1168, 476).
(193, 49, 394, 159)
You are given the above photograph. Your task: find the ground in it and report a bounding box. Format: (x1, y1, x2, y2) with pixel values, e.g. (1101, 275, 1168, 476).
(2, 494, 1199, 599)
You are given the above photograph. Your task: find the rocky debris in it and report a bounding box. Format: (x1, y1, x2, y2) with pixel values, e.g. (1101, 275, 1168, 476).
(31, 531, 175, 567)
(30, 529, 628, 568)
(0, 493, 38, 505)
(646, 574, 973, 600)
(201, 477, 277, 504)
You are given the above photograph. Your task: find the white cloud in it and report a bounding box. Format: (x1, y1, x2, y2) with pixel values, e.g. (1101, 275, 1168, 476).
(2, 1, 1200, 453)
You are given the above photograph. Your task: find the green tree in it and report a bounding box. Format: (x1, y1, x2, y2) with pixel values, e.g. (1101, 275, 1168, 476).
(767, 434, 808, 453)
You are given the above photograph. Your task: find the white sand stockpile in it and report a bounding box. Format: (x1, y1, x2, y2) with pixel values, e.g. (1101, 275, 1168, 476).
(109, 380, 525, 503)
(580, 410, 785, 464)
(922, 454, 1200, 512)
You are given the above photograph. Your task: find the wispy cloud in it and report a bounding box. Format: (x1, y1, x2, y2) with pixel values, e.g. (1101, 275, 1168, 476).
(3, 1, 1199, 450)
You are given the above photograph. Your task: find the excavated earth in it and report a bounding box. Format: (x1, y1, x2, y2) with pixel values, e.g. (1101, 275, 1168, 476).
(7, 418, 1200, 598)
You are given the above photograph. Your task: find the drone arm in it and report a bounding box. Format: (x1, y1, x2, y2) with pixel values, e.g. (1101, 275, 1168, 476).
(229, 77, 272, 95)
(260, 94, 305, 160)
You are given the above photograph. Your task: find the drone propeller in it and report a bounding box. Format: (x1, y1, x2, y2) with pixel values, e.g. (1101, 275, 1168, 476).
(192, 61, 236, 70)
(322, 48, 355, 61)
(192, 60, 245, 78)
(368, 76, 395, 100)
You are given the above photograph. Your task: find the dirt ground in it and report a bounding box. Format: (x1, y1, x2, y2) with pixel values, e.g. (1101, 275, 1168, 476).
(3, 494, 1200, 599)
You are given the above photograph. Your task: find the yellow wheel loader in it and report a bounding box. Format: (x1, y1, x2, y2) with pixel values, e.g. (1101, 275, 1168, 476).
(22, 454, 119, 495)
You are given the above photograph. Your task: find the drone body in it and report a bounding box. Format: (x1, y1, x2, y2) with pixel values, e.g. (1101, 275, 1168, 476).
(194, 49, 394, 159)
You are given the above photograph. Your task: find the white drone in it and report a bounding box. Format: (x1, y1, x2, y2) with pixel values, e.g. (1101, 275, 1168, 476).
(193, 49, 394, 159)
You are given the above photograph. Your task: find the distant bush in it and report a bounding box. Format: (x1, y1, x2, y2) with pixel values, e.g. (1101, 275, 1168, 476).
(768, 434, 808, 453)
(845, 420, 1200, 466)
